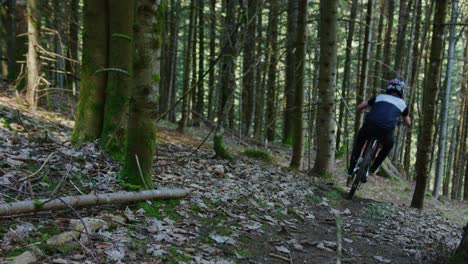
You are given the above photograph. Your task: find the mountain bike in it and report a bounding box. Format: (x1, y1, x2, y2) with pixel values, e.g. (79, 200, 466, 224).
(346, 138, 382, 200)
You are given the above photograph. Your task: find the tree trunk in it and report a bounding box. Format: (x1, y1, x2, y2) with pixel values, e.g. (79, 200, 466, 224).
(371, 0, 385, 95)
(354, 0, 374, 140)
(159, 0, 170, 118)
(207, 0, 216, 122)
(190, 3, 198, 126)
(214, 0, 239, 159)
(382, 0, 394, 81)
(53, 0, 65, 90)
(312, 0, 338, 176)
(196, 0, 205, 125)
(123, 0, 162, 188)
(265, 0, 279, 143)
(100, 0, 135, 160)
(411, 0, 448, 209)
(336, 0, 358, 152)
(67, 0, 79, 94)
(25, 0, 41, 110)
(71, 0, 108, 142)
(241, 0, 257, 136)
(290, 0, 307, 169)
(393, 0, 412, 76)
(443, 119, 457, 196)
(253, 7, 265, 140)
(433, 0, 458, 199)
(168, 0, 181, 123)
(282, 0, 298, 145)
(178, 0, 196, 132)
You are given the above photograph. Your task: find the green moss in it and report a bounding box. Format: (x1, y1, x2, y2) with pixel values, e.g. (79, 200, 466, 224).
(241, 149, 272, 162)
(136, 199, 181, 220)
(119, 182, 142, 191)
(213, 134, 233, 160)
(41, 242, 80, 255)
(152, 74, 160, 83)
(6, 246, 29, 258)
(33, 200, 44, 209)
(365, 203, 390, 221)
(167, 247, 191, 263)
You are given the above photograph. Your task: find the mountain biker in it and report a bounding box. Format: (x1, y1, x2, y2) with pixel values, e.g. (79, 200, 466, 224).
(345, 77, 411, 182)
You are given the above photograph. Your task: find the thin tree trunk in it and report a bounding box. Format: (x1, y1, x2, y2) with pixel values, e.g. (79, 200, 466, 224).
(25, 0, 41, 110)
(290, 0, 307, 169)
(241, 0, 257, 136)
(100, 0, 135, 160)
(196, 0, 205, 125)
(382, 0, 394, 81)
(312, 0, 338, 176)
(433, 0, 458, 199)
(337, 0, 359, 152)
(53, 0, 65, 90)
(265, 0, 279, 143)
(207, 0, 216, 122)
(178, 0, 196, 132)
(253, 8, 265, 140)
(71, 0, 108, 142)
(411, 0, 448, 209)
(168, 0, 181, 123)
(190, 3, 198, 126)
(372, 0, 385, 95)
(159, 0, 170, 117)
(443, 119, 457, 196)
(67, 0, 79, 94)
(214, 0, 239, 159)
(354, 0, 374, 139)
(123, 0, 162, 187)
(393, 0, 412, 76)
(282, 0, 298, 144)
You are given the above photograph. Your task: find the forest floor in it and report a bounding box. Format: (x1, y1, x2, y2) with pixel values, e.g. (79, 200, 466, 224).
(0, 88, 467, 264)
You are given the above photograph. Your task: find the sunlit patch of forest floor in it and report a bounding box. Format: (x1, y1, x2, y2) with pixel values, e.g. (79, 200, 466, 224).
(0, 89, 466, 264)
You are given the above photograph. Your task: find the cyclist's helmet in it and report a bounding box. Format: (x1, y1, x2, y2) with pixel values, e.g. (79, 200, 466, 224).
(385, 77, 406, 98)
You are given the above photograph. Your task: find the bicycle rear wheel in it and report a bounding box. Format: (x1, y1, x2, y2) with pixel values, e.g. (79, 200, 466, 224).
(347, 142, 375, 200)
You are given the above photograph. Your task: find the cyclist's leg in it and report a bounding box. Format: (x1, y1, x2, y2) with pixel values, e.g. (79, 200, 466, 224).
(371, 129, 394, 173)
(347, 123, 371, 174)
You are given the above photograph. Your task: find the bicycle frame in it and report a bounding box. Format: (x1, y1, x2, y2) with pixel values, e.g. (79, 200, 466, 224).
(347, 138, 382, 199)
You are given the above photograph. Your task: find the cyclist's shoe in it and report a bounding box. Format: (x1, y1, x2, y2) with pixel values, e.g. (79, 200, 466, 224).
(344, 168, 353, 177)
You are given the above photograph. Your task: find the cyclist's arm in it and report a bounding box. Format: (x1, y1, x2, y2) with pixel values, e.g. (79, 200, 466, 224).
(357, 102, 369, 110)
(357, 96, 376, 111)
(402, 107, 411, 126)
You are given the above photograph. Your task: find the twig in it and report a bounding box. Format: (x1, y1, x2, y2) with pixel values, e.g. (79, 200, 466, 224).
(19, 151, 57, 182)
(135, 154, 150, 190)
(52, 196, 99, 262)
(269, 253, 291, 262)
(335, 212, 343, 264)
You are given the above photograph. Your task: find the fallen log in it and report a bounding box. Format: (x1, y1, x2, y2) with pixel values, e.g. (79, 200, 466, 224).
(0, 188, 189, 217)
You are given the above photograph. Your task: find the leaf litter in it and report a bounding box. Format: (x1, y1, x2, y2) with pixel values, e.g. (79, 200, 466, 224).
(0, 96, 465, 263)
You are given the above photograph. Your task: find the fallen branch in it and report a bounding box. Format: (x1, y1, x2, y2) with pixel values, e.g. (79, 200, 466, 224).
(335, 212, 343, 264)
(269, 253, 291, 262)
(0, 188, 189, 217)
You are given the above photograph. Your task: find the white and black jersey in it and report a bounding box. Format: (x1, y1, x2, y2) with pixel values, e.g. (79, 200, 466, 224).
(364, 94, 409, 130)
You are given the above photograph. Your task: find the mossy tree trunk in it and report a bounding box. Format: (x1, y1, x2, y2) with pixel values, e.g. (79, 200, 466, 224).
(289, 0, 307, 170)
(282, 0, 298, 145)
(265, 0, 279, 143)
(312, 0, 338, 176)
(25, 0, 41, 110)
(123, 0, 163, 188)
(214, 0, 239, 160)
(100, 0, 135, 160)
(411, 0, 448, 209)
(72, 0, 108, 142)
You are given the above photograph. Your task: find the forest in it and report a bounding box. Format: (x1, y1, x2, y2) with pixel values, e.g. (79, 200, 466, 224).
(0, 0, 467, 263)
